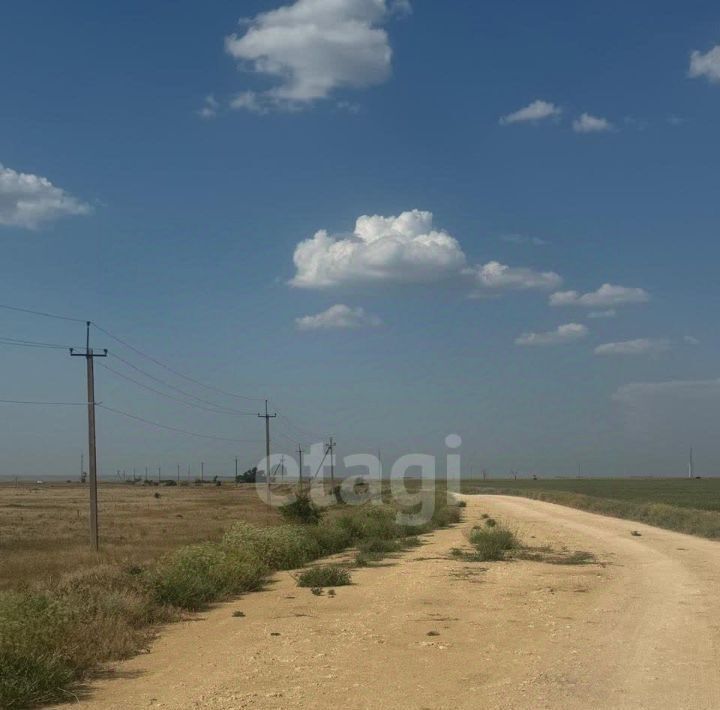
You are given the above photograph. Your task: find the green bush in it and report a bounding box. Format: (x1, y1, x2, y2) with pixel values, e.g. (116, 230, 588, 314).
(279, 489, 324, 524)
(150, 544, 267, 611)
(469, 526, 519, 561)
(296, 565, 351, 588)
(222, 522, 321, 570)
(0, 592, 76, 708)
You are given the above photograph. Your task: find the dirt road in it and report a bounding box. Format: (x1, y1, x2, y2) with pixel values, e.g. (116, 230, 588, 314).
(75, 496, 720, 709)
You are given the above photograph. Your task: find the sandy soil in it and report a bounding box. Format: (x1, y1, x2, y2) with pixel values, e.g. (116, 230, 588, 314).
(74, 495, 720, 709)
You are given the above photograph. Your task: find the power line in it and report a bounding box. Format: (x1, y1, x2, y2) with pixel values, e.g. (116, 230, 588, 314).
(97, 361, 257, 417)
(0, 302, 86, 323)
(92, 323, 265, 403)
(0, 336, 78, 350)
(108, 352, 256, 416)
(97, 404, 262, 443)
(0, 398, 87, 406)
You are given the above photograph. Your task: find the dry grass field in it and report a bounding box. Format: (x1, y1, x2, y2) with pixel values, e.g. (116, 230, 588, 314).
(0, 482, 281, 591)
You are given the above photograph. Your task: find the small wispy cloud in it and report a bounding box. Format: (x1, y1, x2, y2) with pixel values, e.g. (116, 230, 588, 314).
(295, 304, 381, 331)
(550, 284, 649, 309)
(573, 113, 614, 133)
(469, 261, 562, 292)
(689, 45, 720, 84)
(499, 100, 562, 125)
(515, 323, 588, 347)
(198, 95, 220, 119)
(595, 338, 670, 357)
(0, 163, 91, 229)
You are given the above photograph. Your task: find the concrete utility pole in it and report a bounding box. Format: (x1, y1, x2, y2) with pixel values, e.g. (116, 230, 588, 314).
(70, 321, 107, 552)
(327, 437, 336, 486)
(258, 400, 277, 504)
(177, 464, 181, 483)
(158, 466, 161, 484)
(201, 461, 204, 482)
(235, 456, 238, 483)
(688, 448, 694, 479)
(297, 444, 304, 487)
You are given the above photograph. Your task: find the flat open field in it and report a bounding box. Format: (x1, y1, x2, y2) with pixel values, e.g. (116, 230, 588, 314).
(463, 477, 720, 511)
(462, 477, 720, 539)
(0, 482, 280, 591)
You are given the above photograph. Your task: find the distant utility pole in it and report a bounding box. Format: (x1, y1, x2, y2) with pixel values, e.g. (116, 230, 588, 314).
(158, 466, 161, 484)
(280, 455, 285, 482)
(80, 452, 84, 483)
(70, 321, 107, 552)
(201, 461, 204, 482)
(177, 464, 180, 483)
(327, 438, 336, 486)
(297, 444, 304, 486)
(258, 400, 277, 504)
(688, 448, 694, 479)
(145, 466, 148, 482)
(235, 456, 238, 483)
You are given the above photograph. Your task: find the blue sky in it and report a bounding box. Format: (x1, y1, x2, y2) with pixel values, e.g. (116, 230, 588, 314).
(1, 0, 719, 479)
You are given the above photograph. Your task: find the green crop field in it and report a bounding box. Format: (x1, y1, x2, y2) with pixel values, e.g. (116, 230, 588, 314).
(461, 477, 720, 539)
(463, 478, 720, 512)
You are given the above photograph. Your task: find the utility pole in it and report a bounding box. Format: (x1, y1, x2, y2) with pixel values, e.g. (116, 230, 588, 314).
(201, 461, 204, 482)
(235, 456, 238, 484)
(280, 455, 285, 482)
(327, 437, 336, 486)
(70, 321, 107, 552)
(258, 400, 277, 504)
(297, 444, 304, 487)
(158, 466, 161, 484)
(177, 464, 180, 484)
(688, 448, 694, 479)
(145, 466, 148, 482)
(80, 452, 84, 483)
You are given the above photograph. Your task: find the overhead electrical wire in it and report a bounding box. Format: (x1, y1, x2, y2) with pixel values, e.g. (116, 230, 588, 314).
(0, 398, 87, 406)
(0, 303, 87, 324)
(108, 352, 256, 416)
(97, 404, 261, 443)
(92, 322, 266, 403)
(97, 361, 257, 417)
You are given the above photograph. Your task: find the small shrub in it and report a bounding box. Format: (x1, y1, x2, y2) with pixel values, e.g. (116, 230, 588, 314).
(484, 518, 497, 528)
(457, 500, 467, 508)
(150, 544, 267, 610)
(279, 489, 324, 525)
(222, 523, 321, 570)
(296, 565, 351, 588)
(469, 526, 518, 561)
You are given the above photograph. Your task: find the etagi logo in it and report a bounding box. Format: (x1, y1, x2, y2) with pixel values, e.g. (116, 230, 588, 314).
(253, 435, 463, 527)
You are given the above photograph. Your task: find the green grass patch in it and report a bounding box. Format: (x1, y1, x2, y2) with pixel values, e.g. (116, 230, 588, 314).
(468, 525, 519, 561)
(296, 565, 352, 588)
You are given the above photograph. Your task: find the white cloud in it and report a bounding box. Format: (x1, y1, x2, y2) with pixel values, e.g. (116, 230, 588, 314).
(469, 261, 562, 291)
(550, 284, 649, 308)
(515, 323, 588, 347)
(290, 209, 466, 288)
(588, 309, 616, 319)
(296, 303, 381, 330)
(689, 45, 720, 83)
(499, 100, 562, 125)
(573, 113, 613, 133)
(613, 378, 720, 403)
(198, 95, 220, 119)
(595, 338, 670, 357)
(225, 0, 407, 110)
(684, 335, 700, 345)
(0, 163, 91, 229)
